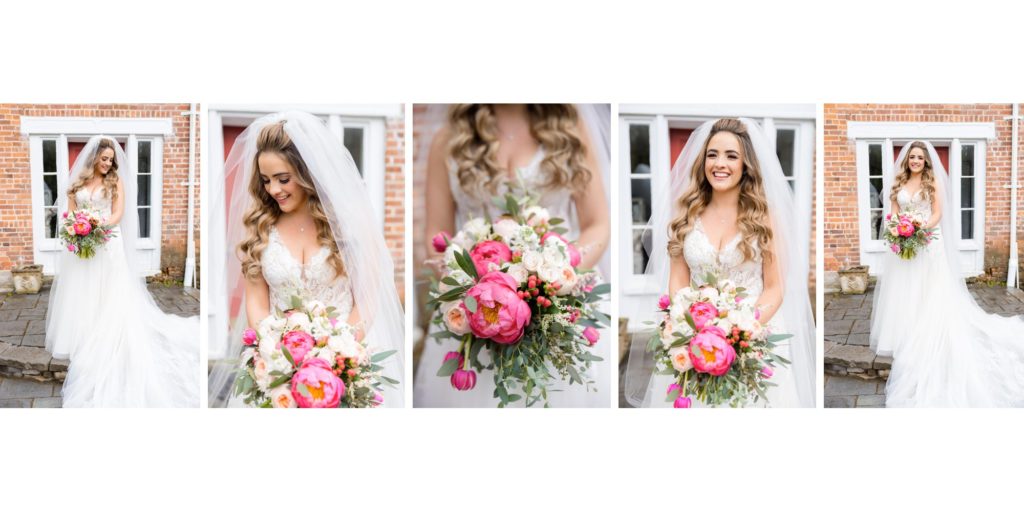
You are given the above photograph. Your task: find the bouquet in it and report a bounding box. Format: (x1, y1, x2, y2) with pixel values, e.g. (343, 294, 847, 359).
(428, 192, 609, 408)
(882, 209, 937, 260)
(57, 208, 117, 259)
(649, 273, 791, 408)
(233, 296, 398, 408)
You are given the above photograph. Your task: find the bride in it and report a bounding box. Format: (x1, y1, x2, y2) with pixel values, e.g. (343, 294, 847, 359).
(44, 136, 199, 407)
(208, 111, 405, 407)
(624, 118, 816, 408)
(413, 104, 611, 407)
(871, 141, 1024, 407)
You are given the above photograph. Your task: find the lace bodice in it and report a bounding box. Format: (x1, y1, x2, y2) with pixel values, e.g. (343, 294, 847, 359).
(683, 217, 764, 300)
(448, 147, 578, 238)
(261, 226, 353, 317)
(896, 188, 933, 218)
(74, 187, 113, 217)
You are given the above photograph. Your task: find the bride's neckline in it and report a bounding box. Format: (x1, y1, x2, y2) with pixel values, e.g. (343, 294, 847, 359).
(694, 217, 742, 256)
(501, 146, 544, 180)
(269, 225, 329, 267)
(899, 187, 926, 201)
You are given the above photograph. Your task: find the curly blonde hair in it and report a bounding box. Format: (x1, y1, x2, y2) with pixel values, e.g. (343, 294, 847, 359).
(67, 138, 120, 205)
(238, 121, 345, 280)
(667, 118, 774, 264)
(447, 104, 592, 198)
(890, 141, 937, 204)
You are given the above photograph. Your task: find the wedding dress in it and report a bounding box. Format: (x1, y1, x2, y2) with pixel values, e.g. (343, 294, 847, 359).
(45, 146, 199, 407)
(413, 107, 613, 407)
(624, 117, 816, 408)
(871, 148, 1024, 407)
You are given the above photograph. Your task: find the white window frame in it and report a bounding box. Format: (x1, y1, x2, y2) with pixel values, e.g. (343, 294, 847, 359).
(849, 121, 994, 276)
(208, 105, 396, 226)
(22, 117, 172, 275)
(617, 111, 815, 296)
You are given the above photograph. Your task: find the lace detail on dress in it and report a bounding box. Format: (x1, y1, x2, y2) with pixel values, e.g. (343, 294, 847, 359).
(261, 226, 354, 318)
(75, 187, 113, 217)
(683, 217, 764, 300)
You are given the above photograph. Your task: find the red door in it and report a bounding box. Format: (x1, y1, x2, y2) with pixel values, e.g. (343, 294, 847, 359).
(669, 128, 694, 170)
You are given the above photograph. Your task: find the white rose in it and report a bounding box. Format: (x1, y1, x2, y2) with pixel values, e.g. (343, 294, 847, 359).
(506, 263, 529, 285)
(523, 206, 550, 226)
(327, 330, 357, 352)
(717, 318, 734, 334)
(315, 347, 337, 364)
(492, 218, 520, 242)
(538, 264, 561, 284)
(336, 336, 368, 364)
(509, 226, 539, 252)
(679, 287, 699, 303)
(542, 243, 568, 267)
(252, 357, 272, 389)
(441, 301, 472, 335)
(269, 353, 293, 373)
(443, 243, 463, 267)
(728, 308, 756, 333)
(660, 319, 676, 348)
(462, 218, 490, 241)
(306, 300, 327, 317)
(522, 250, 543, 272)
(553, 266, 578, 296)
(285, 312, 312, 332)
(699, 286, 720, 304)
(269, 386, 297, 408)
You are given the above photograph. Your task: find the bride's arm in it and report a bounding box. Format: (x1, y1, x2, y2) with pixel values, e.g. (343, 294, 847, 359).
(925, 180, 944, 229)
(67, 191, 78, 214)
(243, 274, 271, 330)
(423, 127, 456, 275)
(108, 176, 125, 225)
(756, 217, 784, 324)
(668, 255, 691, 296)
(345, 302, 364, 341)
(571, 118, 610, 270)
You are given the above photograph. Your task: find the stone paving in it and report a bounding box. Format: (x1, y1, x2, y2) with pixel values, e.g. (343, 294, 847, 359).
(0, 281, 199, 408)
(824, 281, 1024, 408)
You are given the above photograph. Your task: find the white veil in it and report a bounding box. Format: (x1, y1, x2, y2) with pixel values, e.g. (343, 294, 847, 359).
(46, 136, 145, 352)
(623, 117, 817, 408)
(870, 140, 965, 356)
(208, 111, 406, 407)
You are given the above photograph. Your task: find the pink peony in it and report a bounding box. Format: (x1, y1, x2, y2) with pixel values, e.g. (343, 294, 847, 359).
(540, 232, 582, 267)
(291, 359, 345, 408)
(689, 302, 719, 331)
(279, 330, 315, 363)
(73, 220, 92, 236)
(469, 240, 512, 277)
(582, 326, 599, 346)
(242, 328, 258, 346)
(465, 272, 531, 344)
(658, 294, 672, 310)
(432, 231, 451, 253)
(896, 221, 915, 237)
(62, 211, 69, 219)
(688, 326, 736, 377)
(451, 368, 477, 391)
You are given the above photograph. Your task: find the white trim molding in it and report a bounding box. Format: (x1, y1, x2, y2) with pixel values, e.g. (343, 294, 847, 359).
(848, 121, 996, 140)
(621, 104, 816, 119)
(209, 104, 402, 119)
(21, 117, 173, 136)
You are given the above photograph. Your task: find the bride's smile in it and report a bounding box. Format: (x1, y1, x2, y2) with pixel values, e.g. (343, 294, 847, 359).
(258, 151, 309, 214)
(704, 131, 744, 191)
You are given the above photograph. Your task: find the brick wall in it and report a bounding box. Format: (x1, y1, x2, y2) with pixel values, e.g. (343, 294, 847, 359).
(824, 103, 1021, 279)
(384, 114, 406, 299)
(0, 104, 200, 275)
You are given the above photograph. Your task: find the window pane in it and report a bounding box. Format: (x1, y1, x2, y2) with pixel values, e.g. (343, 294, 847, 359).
(43, 139, 56, 173)
(775, 128, 795, 178)
(870, 210, 883, 240)
(343, 127, 364, 175)
(629, 124, 650, 175)
(44, 174, 57, 206)
(962, 210, 973, 239)
(137, 140, 151, 175)
(631, 177, 651, 224)
(961, 178, 974, 208)
(138, 208, 150, 238)
(868, 144, 882, 176)
(137, 174, 151, 206)
(45, 207, 57, 239)
(961, 144, 974, 177)
(632, 228, 651, 274)
(869, 177, 884, 209)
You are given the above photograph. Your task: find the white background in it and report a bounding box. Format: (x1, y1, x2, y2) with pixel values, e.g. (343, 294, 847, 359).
(2, 1, 1023, 510)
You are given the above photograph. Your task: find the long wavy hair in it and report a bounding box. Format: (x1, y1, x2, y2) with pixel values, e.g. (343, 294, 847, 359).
(666, 118, 774, 264)
(237, 121, 345, 280)
(67, 138, 120, 205)
(890, 141, 936, 204)
(447, 104, 592, 198)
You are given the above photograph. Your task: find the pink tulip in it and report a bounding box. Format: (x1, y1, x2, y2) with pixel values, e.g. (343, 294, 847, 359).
(582, 326, 599, 346)
(540, 232, 582, 267)
(432, 231, 451, 253)
(291, 359, 345, 408)
(657, 294, 671, 310)
(62, 211, 69, 219)
(688, 302, 719, 331)
(469, 240, 512, 277)
(760, 366, 774, 378)
(451, 368, 477, 391)
(890, 243, 900, 254)
(688, 326, 736, 376)
(465, 272, 531, 344)
(372, 392, 385, 407)
(279, 330, 315, 363)
(674, 396, 693, 408)
(443, 350, 464, 367)
(242, 328, 258, 346)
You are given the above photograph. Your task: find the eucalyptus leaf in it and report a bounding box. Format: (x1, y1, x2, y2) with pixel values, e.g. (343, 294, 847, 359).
(436, 356, 461, 377)
(371, 350, 397, 363)
(464, 296, 478, 313)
